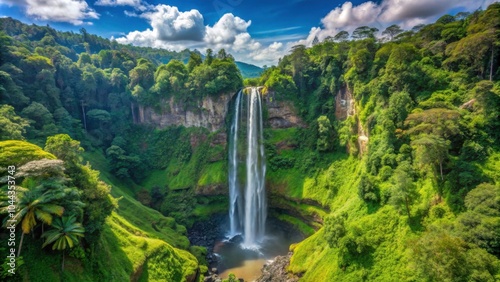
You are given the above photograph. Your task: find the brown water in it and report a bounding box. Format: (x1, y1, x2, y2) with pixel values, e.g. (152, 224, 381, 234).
(214, 223, 302, 282)
(219, 259, 268, 281)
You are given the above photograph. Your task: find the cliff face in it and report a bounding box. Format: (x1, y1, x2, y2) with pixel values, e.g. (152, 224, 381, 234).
(138, 93, 233, 132)
(138, 92, 304, 131)
(334, 86, 355, 120)
(334, 86, 369, 155)
(266, 99, 305, 129)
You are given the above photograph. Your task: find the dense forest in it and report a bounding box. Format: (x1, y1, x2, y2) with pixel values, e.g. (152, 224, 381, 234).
(0, 2, 500, 282)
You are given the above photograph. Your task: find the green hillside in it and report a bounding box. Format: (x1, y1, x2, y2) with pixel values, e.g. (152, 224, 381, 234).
(0, 3, 500, 282)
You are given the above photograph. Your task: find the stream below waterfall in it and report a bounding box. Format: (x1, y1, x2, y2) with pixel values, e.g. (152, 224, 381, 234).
(216, 220, 302, 281)
(188, 215, 303, 282)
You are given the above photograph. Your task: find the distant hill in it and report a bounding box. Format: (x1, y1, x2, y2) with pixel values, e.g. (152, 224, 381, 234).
(236, 61, 263, 78)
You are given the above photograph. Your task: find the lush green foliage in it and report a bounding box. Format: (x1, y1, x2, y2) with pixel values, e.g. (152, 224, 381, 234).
(1, 4, 500, 282)
(258, 4, 500, 282)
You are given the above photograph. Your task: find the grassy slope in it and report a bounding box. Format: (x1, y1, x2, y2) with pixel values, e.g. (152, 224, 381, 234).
(286, 149, 500, 281)
(261, 129, 435, 280)
(81, 151, 199, 281)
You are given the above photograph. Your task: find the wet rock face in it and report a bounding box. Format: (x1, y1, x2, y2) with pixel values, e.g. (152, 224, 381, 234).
(335, 86, 355, 121)
(266, 99, 304, 129)
(256, 253, 299, 282)
(140, 94, 232, 132)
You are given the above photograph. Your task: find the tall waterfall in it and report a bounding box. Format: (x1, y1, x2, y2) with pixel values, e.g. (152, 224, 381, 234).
(228, 87, 267, 248)
(228, 90, 243, 236)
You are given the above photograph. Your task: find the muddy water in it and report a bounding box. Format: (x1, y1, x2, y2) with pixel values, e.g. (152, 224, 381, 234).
(215, 223, 302, 282)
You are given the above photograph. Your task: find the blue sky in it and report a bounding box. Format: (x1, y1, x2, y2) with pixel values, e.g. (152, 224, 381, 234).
(0, 0, 496, 66)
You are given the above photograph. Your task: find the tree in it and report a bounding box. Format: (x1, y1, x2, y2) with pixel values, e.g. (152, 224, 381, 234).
(383, 43, 421, 92)
(5, 188, 64, 256)
(352, 26, 379, 39)
(165, 60, 189, 93)
(389, 162, 417, 217)
(317, 115, 334, 151)
(129, 58, 155, 90)
(45, 134, 84, 167)
(411, 134, 449, 181)
(388, 91, 413, 127)
(455, 183, 500, 256)
(358, 174, 379, 202)
(0, 71, 29, 108)
(20, 102, 54, 130)
(412, 24, 426, 32)
(187, 52, 202, 72)
(382, 24, 403, 41)
(324, 214, 347, 248)
(205, 48, 214, 65)
(312, 36, 320, 46)
(16, 159, 65, 180)
(86, 109, 111, 130)
(289, 45, 309, 93)
(0, 105, 29, 140)
(437, 14, 456, 25)
(42, 215, 85, 270)
(412, 229, 499, 281)
(333, 30, 349, 42)
(404, 108, 461, 140)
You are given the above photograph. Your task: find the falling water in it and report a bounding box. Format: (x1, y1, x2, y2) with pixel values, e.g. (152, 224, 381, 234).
(228, 87, 267, 248)
(228, 90, 243, 236)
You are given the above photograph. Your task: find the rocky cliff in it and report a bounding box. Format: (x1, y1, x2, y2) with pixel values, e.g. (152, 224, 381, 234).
(138, 93, 233, 132)
(266, 99, 305, 129)
(137, 91, 304, 131)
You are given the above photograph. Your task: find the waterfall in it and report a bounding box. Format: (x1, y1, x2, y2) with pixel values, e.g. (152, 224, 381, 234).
(228, 87, 267, 248)
(228, 90, 243, 236)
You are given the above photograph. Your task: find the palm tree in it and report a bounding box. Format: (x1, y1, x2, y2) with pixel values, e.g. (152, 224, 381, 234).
(2, 188, 64, 256)
(42, 215, 85, 270)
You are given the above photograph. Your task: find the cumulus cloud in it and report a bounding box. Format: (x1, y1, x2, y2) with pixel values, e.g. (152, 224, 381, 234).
(137, 5, 205, 41)
(205, 14, 251, 45)
(116, 5, 283, 66)
(95, 0, 140, 6)
(300, 0, 499, 45)
(322, 1, 381, 30)
(95, 0, 150, 11)
(0, 0, 99, 25)
(118, 0, 499, 66)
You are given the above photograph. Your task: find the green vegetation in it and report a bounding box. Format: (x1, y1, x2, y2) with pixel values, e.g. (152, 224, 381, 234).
(1, 3, 500, 282)
(256, 4, 500, 281)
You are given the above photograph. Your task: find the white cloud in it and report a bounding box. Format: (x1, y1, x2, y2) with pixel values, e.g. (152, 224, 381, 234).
(95, 0, 151, 12)
(140, 5, 205, 41)
(205, 14, 251, 45)
(0, 0, 99, 25)
(117, 1, 500, 66)
(250, 42, 284, 62)
(116, 5, 284, 66)
(322, 2, 381, 30)
(95, 0, 140, 6)
(299, 0, 500, 46)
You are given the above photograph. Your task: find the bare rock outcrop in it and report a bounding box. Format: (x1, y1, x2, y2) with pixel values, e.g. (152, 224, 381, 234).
(256, 253, 300, 282)
(139, 94, 232, 132)
(266, 100, 305, 129)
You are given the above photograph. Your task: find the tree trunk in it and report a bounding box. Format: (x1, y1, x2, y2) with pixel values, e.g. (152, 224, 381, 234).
(17, 232, 24, 257)
(62, 251, 65, 271)
(439, 161, 443, 181)
(490, 45, 494, 81)
(131, 102, 136, 124)
(81, 100, 87, 131)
